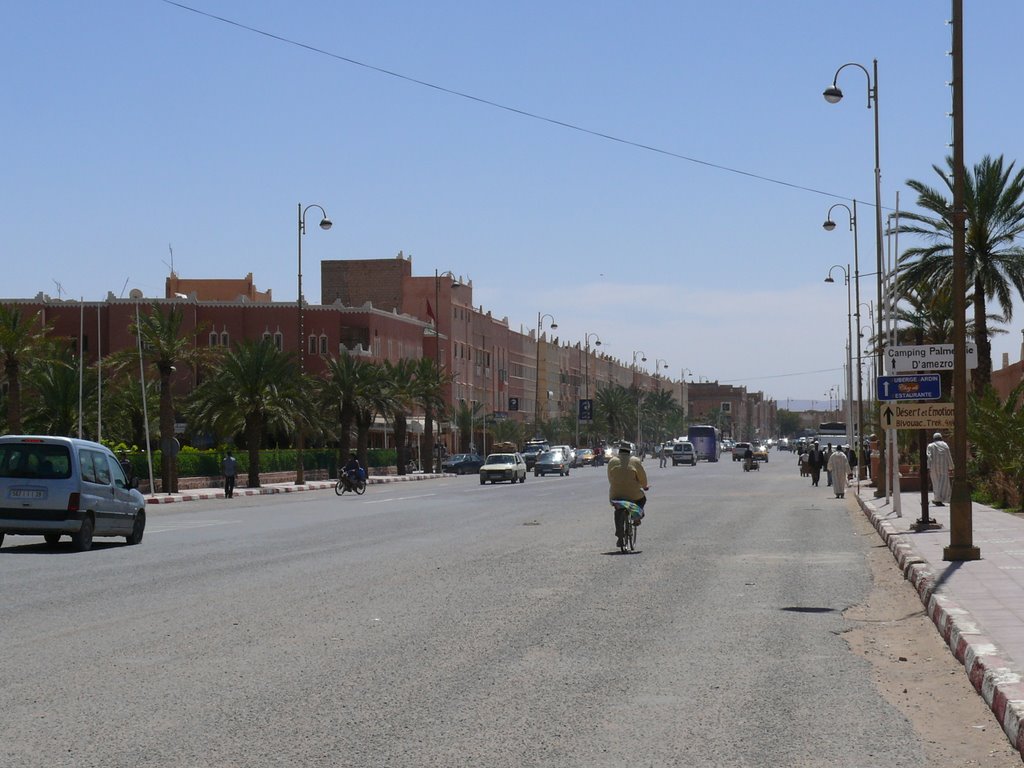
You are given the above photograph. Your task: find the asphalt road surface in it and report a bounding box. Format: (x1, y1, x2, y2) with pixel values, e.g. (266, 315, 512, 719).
(0, 453, 1004, 767)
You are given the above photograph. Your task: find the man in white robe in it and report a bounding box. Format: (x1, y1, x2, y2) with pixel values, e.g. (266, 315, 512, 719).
(927, 432, 954, 505)
(827, 447, 852, 499)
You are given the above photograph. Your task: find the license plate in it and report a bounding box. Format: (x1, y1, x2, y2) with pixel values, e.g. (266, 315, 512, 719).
(9, 489, 44, 499)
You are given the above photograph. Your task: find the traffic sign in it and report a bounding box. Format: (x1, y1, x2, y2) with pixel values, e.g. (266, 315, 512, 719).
(880, 402, 955, 430)
(885, 343, 977, 373)
(876, 374, 941, 402)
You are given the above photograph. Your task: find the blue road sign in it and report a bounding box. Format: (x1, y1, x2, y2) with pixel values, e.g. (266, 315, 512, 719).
(876, 374, 941, 402)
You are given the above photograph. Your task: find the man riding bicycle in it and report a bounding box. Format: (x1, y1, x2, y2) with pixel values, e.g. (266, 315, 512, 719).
(607, 442, 648, 548)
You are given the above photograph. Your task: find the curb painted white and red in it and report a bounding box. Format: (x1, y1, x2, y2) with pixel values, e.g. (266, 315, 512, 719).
(855, 495, 1024, 758)
(144, 473, 450, 505)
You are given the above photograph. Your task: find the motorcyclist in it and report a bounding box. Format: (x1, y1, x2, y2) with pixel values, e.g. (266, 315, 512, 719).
(743, 444, 754, 471)
(342, 452, 362, 490)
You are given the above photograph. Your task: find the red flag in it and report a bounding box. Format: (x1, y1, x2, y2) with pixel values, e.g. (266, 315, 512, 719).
(426, 299, 436, 324)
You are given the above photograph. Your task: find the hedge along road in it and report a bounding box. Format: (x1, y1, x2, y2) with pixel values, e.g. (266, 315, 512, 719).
(1, 457, 1016, 767)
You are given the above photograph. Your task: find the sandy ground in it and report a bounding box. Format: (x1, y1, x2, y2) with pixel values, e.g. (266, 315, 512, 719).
(843, 502, 1023, 766)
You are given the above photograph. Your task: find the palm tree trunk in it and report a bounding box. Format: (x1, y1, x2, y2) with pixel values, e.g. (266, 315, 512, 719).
(973, 274, 991, 393)
(159, 371, 176, 492)
(395, 415, 408, 475)
(246, 417, 261, 488)
(5, 360, 21, 433)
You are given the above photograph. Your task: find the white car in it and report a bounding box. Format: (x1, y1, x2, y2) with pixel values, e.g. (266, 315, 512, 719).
(671, 441, 697, 466)
(0, 435, 146, 551)
(479, 453, 527, 484)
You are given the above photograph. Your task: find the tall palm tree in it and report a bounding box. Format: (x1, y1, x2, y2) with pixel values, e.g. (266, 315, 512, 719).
(452, 399, 484, 453)
(413, 356, 449, 472)
(132, 304, 203, 492)
(23, 351, 89, 437)
(595, 383, 633, 440)
(899, 154, 1024, 392)
(382, 358, 419, 475)
(319, 352, 362, 466)
(0, 306, 51, 433)
(352, 362, 390, 469)
(186, 338, 303, 488)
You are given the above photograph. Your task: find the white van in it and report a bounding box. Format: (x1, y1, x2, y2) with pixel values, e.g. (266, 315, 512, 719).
(0, 436, 146, 551)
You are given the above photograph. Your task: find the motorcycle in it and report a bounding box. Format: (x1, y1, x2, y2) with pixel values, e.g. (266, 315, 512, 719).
(334, 469, 367, 495)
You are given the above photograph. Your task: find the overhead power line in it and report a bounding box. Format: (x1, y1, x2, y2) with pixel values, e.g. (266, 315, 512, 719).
(161, 0, 860, 203)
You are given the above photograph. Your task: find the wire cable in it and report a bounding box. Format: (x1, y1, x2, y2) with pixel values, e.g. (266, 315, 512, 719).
(160, 0, 862, 204)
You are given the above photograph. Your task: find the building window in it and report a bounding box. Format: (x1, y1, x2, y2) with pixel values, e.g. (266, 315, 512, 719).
(220, 331, 229, 347)
(319, 334, 328, 354)
(308, 335, 317, 355)
(273, 332, 283, 351)
(209, 332, 219, 347)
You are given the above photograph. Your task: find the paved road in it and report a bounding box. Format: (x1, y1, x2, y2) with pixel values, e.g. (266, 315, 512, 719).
(1, 456, 949, 766)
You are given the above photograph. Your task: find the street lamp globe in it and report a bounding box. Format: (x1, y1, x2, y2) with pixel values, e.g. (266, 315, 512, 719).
(319, 217, 333, 230)
(823, 85, 844, 104)
(822, 219, 837, 232)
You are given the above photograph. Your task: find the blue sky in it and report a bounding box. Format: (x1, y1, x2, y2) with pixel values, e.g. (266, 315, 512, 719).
(4, 1, 1023, 406)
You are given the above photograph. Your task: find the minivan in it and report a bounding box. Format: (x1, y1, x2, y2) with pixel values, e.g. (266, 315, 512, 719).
(0, 436, 146, 551)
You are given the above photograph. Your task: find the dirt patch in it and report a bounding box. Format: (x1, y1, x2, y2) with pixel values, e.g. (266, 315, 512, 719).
(843, 502, 1022, 766)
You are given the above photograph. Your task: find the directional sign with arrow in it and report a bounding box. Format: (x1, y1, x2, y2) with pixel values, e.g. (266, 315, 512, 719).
(885, 343, 977, 373)
(876, 374, 941, 401)
(881, 402, 955, 430)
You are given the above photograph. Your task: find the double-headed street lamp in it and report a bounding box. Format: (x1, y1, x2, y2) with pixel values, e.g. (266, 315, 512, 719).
(578, 332, 602, 447)
(432, 270, 458, 472)
(296, 203, 332, 485)
(632, 350, 647, 446)
(535, 313, 558, 436)
(823, 59, 886, 497)
(824, 201, 864, 475)
(825, 262, 859, 474)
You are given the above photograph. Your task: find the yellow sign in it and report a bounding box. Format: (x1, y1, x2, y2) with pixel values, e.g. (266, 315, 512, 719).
(880, 402, 955, 430)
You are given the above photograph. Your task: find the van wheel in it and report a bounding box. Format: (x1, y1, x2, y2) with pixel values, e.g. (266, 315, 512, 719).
(44, 534, 61, 546)
(126, 511, 146, 545)
(72, 517, 94, 552)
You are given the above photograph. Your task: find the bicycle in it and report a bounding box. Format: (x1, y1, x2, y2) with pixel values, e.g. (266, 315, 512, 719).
(334, 472, 367, 496)
(611, 499, 642, 553)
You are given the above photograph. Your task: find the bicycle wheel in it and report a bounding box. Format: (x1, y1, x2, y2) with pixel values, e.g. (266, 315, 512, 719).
(620, 519, 632, 553)
(354, 478, 367, 495)
(335, 479, 347, 496)
(627, 519, 637, 551)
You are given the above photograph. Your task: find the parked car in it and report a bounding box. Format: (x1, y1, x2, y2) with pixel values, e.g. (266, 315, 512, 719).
(0, 435, 146, 551)
(534, 449, 571, 477)
(441, 453, 484, 474)
(521, 441, 549, 470)
(576, 448, 596, 465)
(671, 441, 697, 466)
(479, 453, 527, 484)
(732, 442, 752, 462)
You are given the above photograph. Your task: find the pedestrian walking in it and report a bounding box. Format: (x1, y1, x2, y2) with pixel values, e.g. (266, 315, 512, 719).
(807, 442, 825, 487)
(222, 449, 238, 499)
(927, 432, 954, 505)
(827, 447, 852, 499)
(798, 449, 809, 477)
(658, 443, 668, 468)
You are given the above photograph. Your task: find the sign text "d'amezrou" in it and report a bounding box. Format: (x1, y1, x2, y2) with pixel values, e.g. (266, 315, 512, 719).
(885, 343, 977, 373)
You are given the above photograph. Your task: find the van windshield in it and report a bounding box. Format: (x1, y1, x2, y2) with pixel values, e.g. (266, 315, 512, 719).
(0, 443, 73, 479)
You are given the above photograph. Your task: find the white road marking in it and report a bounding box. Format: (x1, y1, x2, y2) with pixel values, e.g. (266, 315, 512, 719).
(362, 493, 437, 504)
(146, 519, 240, 534)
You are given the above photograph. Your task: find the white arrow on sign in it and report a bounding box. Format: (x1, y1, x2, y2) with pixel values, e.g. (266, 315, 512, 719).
(885, 343, 978, 373)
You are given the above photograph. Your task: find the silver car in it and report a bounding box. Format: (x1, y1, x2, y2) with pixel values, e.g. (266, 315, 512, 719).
(0, 435, 147, 551)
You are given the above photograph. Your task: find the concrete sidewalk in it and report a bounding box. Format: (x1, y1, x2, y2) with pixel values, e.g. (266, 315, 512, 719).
(854, 486, 1024, 758)
(144, 472, 447, 504)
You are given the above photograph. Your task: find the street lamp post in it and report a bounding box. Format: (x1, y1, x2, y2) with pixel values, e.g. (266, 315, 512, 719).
(432, 270, 458, 472)
(824, 201, 864, 477)
(579, 332, 602, 448)
(535, 313, 558, 437)
(296, 202, 332, 485)
(824, 59, 886, 497)
(632, 350, 647, 446)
